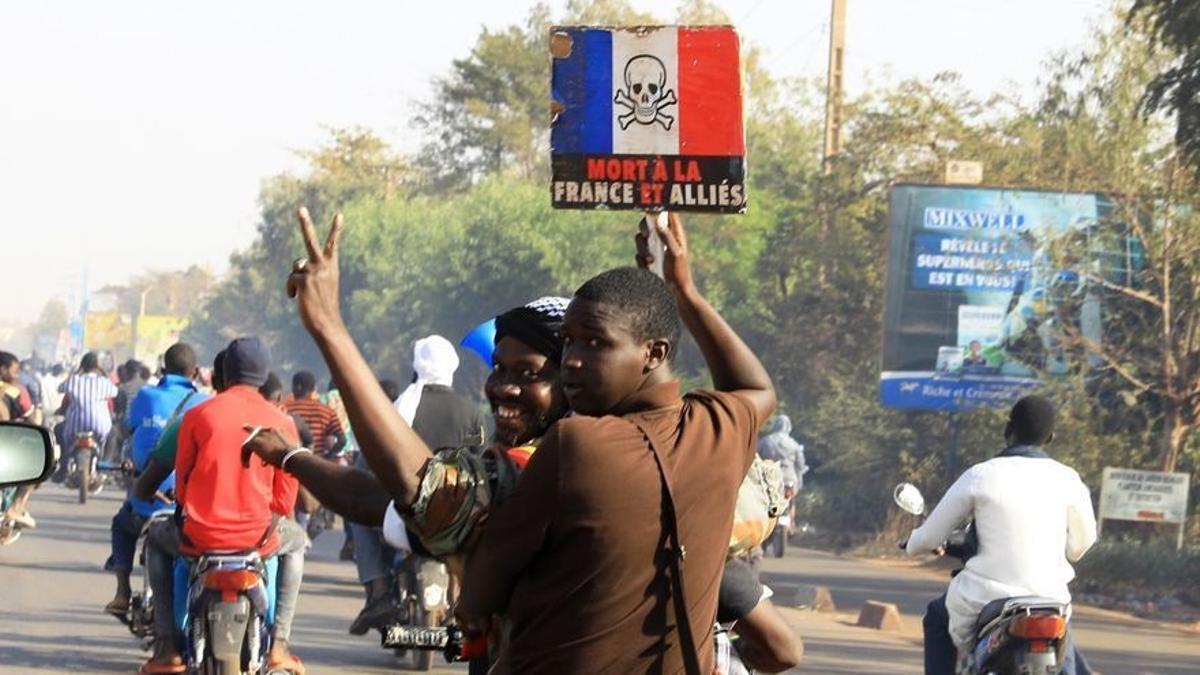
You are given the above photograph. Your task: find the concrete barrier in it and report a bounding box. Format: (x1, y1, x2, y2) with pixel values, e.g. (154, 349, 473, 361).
(856, 600, 902, 631)
(790, 584, 836, 612)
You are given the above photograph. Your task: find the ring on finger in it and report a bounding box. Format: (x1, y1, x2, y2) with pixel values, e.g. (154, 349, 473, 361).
(292, 257, 310, 273)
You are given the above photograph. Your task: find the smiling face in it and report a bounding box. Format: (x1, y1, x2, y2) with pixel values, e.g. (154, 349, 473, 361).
(561, 298, 669, 416)
(485, 336, 567, 447)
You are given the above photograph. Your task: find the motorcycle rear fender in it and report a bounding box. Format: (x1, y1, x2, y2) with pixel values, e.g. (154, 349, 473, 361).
(205, 596, 251, 661)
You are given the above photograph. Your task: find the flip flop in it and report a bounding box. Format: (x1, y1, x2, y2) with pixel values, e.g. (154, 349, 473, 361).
(266, 652, 306, 675)
(137, 662, 186, 674)
(103, 598, 130, 619)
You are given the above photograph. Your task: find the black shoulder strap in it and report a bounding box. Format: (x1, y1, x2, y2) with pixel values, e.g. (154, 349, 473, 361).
(166, 390, 198, 428)
(625, 416, 704, 675)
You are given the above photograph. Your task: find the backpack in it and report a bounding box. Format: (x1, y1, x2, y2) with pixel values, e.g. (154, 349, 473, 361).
(728, 455, 787, 557)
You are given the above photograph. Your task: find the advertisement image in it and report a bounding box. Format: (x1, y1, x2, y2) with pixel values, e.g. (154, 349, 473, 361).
(880, 184, 1140, 412)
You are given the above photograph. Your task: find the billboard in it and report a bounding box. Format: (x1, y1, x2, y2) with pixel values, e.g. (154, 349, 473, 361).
(84, 311, 131, 355)
(880, 184, 1141, 411)
(134, 315, 189, 364)
(549, 26, 745, 213)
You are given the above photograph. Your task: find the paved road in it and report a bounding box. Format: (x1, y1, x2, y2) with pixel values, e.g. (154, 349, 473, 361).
(1, 488, 1196, 674)
(761, 544, 1200, 675)
(0, 488, 462, 674)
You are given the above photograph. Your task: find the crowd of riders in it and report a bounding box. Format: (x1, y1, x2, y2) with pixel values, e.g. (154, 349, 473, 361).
(0, 208, 1100, 675)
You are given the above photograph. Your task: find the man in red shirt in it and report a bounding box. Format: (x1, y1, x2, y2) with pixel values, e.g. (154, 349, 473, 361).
(175, 336, 305, 673)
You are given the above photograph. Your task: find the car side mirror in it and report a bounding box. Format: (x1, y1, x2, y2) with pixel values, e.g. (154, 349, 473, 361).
(0, 422, 54, 487)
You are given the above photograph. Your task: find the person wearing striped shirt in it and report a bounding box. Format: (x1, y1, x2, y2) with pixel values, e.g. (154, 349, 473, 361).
(58, 351, 118, 449)
(284, 371, 345, 536)
(284, 371, 344, 455)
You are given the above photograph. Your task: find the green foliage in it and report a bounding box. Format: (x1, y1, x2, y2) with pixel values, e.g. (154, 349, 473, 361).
(1075, 539, 1200, 595)
(185, 1, 1200, 541)
(1131, 0, 1200, 172)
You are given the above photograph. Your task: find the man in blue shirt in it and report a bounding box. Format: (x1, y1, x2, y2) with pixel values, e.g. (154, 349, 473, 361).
(105, 342, 208, 617)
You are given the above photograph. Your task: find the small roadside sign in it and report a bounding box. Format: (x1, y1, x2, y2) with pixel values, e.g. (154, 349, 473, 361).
(1099, 467, 1190, 549)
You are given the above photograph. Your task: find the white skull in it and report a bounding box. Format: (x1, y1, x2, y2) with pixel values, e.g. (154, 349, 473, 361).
(624, 55, 667, 124)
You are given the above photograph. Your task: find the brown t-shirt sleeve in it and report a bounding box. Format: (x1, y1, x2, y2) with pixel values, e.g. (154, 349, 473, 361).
(459, 424, 561, 618)
(693, 389, 763, 474)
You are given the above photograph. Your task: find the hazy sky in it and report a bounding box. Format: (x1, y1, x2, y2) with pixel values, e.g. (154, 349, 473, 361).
(0, 0, 1109, 327)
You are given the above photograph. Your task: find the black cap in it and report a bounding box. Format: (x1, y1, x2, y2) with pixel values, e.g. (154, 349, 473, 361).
(222, 336, 271, 388)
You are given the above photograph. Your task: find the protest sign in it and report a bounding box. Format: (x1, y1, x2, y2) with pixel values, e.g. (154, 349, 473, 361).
(550, 26, 746, 213)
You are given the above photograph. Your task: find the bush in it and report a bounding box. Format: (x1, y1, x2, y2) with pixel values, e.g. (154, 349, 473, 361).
(1074, 540, 1200, 599)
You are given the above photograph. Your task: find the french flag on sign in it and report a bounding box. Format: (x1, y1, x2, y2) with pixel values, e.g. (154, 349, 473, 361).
(551, 26, 745, 157)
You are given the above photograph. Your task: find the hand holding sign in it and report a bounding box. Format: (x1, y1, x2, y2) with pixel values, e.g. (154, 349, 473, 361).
(636, 211, 694, 298)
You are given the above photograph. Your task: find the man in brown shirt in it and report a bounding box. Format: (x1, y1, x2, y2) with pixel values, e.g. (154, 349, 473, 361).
(457, 214, 776, 674)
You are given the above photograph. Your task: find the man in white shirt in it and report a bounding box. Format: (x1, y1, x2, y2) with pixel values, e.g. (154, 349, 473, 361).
(906, 395, 1097, 674)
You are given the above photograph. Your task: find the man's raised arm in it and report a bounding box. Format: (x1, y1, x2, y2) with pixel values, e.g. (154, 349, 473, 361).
(242, 429, 392, 527)
(636, 213, 776, 420)
(279, 207, 434, 509)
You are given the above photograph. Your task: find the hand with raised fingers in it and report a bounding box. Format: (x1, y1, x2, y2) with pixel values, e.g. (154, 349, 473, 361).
(635, 212, 695, 297)
(240, 425, 297, 469)
(288, 207, 345, 335)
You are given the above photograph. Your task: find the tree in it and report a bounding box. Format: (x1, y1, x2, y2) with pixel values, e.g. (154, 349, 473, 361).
(1132, 0, 1200, 171)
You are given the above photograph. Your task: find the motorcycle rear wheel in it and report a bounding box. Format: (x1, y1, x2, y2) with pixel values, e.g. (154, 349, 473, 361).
(410, 600, 435, 671)
(77, 452, 91, 505)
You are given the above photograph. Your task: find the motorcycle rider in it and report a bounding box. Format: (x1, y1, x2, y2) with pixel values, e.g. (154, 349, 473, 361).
(284, 370, 345, 536)
(104, 343, 204, 619)
(1, 351, 40, 542)
(716, 557, 804, 673)
(173, 337, 307, 674)
(904, 395, 1097, 674)
(347, 335, 485, 636)
(247, 208, 774, 673)
(54, 351, 118, 479)
(757, 414, 808, 549)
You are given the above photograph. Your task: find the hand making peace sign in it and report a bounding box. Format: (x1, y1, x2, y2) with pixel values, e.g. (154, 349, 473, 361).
(288, 207, 345, 335)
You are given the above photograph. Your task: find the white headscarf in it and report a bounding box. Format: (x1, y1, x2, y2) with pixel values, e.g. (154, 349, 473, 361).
(394, 335, 460, 424)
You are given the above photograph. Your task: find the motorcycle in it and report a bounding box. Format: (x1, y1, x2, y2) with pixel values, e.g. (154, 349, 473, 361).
(894, 483, 1073, 675)
(64, 431, 106, 503)
(763, 485, 797, 558)
(379, 555, 482, 670)
(179, 550, 284, 675)
(110, 507, 176, 647)
(0, 486, 22, 546)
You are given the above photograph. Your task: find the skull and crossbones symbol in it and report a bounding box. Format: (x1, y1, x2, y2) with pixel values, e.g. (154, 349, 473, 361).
(614, 55, 677, 131)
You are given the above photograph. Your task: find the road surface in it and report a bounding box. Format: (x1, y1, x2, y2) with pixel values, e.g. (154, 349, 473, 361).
(760, 544, 1199, 674)
(1, 487, 1196, 673)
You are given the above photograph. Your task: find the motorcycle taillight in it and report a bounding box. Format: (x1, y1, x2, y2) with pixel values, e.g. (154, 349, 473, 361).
(1009, 614, 1066, 640)
(202, 569, 260, 592)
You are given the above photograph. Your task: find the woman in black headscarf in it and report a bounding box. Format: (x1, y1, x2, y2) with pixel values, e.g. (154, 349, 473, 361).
(240, 296, 572, 560)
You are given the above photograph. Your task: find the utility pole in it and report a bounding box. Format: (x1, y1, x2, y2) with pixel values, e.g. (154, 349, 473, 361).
(818, 0, 848, 286)
(823, 0, 847, 174)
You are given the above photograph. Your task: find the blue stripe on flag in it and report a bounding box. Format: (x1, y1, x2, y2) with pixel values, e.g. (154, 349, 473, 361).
(551, 28, 612, 154)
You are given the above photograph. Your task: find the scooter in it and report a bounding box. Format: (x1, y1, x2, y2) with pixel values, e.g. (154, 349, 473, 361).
(763, 485, 798, 558)
(380, 555, 484, 668)
(179, 550, 285, 675)
(110, 506, 176, 647)
(894, 483, 1073, 675)
(64, 431, 106, 504)
(0, 486, 22, 546)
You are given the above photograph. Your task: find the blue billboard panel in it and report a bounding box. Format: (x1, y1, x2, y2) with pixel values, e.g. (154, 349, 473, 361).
(880, 184, 1139, 412)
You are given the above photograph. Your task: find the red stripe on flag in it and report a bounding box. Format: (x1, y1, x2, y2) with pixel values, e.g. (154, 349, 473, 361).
(677, 27, 744, 156)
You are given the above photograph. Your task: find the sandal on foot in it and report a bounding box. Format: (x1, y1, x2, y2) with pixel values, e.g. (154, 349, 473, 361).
(267, 652, 305, 675)
(104, 598, 130, 617)
(137, 662, 186, 674)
